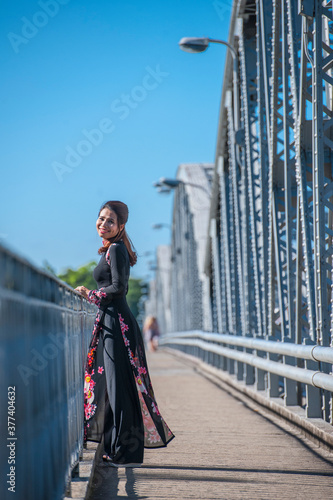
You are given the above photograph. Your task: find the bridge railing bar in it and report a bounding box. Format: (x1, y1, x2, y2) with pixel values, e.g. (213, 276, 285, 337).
(160, 331, 333, 419)
(162, 331, 333, 364)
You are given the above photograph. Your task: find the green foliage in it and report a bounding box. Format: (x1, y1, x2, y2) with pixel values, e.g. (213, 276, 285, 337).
(127, 278, 144, 318)
(58, 261, 98, 290)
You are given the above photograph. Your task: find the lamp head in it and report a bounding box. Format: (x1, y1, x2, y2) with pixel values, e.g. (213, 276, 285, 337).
(159, 177, 182, 188)
(178, 37, 210, 54)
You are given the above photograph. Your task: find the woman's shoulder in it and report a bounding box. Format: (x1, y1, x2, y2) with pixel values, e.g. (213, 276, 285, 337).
(109, 241, 125, 251)
(106, 241, 127, 259)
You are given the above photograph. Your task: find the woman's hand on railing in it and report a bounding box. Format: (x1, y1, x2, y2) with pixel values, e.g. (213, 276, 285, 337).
(74, 286, 91, 300)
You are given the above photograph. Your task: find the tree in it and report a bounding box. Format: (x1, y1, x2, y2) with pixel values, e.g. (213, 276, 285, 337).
(127, 278, 144, 319)
(58, 261, 98, 290)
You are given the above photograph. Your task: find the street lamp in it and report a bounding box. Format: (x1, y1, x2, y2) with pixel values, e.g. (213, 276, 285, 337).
(179, 37, 237, 60)
(152, 223, 171, 230)
(158, 177, 182, 189)
(152, 180, 174, 194)
(178, 36, 240, 134)
(142, 250, 154, 257)
(153, 176, 210, 196)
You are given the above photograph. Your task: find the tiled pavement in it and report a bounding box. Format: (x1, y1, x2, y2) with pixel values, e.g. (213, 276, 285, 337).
(84, 350, 333, 500)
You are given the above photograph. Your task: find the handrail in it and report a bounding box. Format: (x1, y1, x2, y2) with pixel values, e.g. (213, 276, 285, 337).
(160, 330, 333, 421)
(162, 337, 333, 392)
(162, 331, 333, 363)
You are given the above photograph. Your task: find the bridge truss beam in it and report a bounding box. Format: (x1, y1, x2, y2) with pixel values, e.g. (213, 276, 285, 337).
(204, 0, 333, 421)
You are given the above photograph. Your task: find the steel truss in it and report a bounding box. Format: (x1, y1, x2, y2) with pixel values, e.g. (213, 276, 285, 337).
(169, 164, 213, 333)
(204, 0, 333, 421)
(163, 0, 333, 422)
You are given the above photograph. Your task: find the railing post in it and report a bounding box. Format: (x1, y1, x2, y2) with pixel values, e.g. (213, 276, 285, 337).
(161, 332, 333, 426)
(200, 346, 204, 362)
(283, 337, 298, 405)
(236, 335, 244, 381)
(228, 343, 235, 375)
(214, 349, 220, 369)
(304, 338, 322, 418)
(255, 335, 266, 390)
(268, 336, 280, 397)
(222, 341, 228, 371)
(205, 345, 210, 364)
(245, 333, 255, 385)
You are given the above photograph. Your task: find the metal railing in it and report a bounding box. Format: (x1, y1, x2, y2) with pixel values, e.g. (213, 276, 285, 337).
(160, 331, 333, 419)
(0, 244, 96, 500)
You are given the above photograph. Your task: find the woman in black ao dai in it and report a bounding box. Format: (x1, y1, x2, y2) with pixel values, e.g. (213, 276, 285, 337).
(75, 200, 174, 467)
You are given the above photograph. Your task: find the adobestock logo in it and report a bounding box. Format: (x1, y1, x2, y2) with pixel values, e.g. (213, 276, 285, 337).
(7, 0, 71, 54)
(52, 118, 115, 182)
(52, 64, 169, 182)
(17, 331, 66, 386)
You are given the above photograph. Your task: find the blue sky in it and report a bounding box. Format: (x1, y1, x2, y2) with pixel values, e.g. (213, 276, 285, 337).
(0, 0, 231, 280)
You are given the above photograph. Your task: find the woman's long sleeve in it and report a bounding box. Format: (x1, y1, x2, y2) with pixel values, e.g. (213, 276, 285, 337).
(88, 244, 127, 307)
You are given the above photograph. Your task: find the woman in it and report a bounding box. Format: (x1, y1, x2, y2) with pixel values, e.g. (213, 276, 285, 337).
(75, 201, 174, 467)
(143, 316, 160, 352)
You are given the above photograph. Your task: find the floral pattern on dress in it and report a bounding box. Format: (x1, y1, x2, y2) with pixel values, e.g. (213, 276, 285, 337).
(105, 243, 116, 266)
(118, 313, 164, 444)
(88, 288, 107, 308)
(138, 391, 162, 444)
(84, 368, 97, 420)
(106, 246, 111, 265)
(83, 310, 103, 441)
(83, 244, 174, 447)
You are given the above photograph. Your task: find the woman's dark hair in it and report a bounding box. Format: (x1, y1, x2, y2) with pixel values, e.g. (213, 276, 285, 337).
(97, 200, 137, 266)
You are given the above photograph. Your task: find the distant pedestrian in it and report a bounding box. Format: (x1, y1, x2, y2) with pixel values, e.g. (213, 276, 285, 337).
(143, 316, 160, 352)
(75, 200, 174, 467)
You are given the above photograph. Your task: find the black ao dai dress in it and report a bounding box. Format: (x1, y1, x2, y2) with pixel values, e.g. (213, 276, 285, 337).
(83, 241, 174, 465)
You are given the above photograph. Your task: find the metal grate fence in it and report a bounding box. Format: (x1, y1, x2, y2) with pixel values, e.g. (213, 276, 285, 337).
(0, 244, 96, 500)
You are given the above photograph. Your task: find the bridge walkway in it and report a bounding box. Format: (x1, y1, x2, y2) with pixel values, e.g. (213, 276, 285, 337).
(86, 350, 333, 500)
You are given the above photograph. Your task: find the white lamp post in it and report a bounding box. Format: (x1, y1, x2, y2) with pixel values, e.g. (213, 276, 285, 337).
(178, 36, 240, 132)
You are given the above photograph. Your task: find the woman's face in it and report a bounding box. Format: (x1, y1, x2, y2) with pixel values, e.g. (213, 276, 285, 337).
(96, 208, 124, 239)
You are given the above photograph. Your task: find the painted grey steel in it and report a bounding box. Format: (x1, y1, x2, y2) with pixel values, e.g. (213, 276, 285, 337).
(0, 243, 96, 500)
(144, 278, 157, 319)
(152, 0, 333, 425)
(168, 163, 213, 333)
(155, 245, 172, 335)
(163, 331, 333, 364)
(239, 17, 262, 336)
(161, 336, 333, 392)
(197, 0, 333, 422)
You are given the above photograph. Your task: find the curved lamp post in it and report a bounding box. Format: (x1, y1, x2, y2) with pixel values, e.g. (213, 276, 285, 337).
(178, 36, 240, 133)
(152, 180, 174, 194)
(152, 223, 171, 230)
(153, 177, 210, 197)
